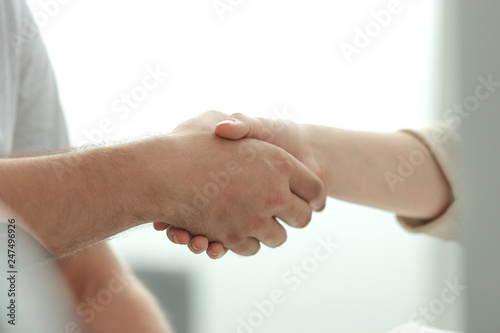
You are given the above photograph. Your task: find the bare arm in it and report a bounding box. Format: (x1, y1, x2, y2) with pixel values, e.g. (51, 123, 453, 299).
(58, 243, 173, 333)
(0, 144, 148, 255)
(0, 111, 325, 257)
(217, 115, 452, 221)
(299, 126, 451, 221)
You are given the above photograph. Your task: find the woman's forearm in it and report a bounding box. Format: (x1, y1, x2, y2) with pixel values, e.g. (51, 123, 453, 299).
(306, 125, 452, 221)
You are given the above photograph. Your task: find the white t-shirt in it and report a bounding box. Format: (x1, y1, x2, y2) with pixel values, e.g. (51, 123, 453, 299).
(0, 0, 68, 154)
(0, 2, 75, 332)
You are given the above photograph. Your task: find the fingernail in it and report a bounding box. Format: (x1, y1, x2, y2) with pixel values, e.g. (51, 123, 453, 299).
(191, 242, 200, 251)
(217, 119, 236, 126)
(315, 204, 326, 212)
(208, 249, 219, 258)
(171, 234, 178, 244)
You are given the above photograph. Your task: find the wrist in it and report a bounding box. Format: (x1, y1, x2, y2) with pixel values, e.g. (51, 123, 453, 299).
(301, 124, 332, 185)
(123, 135, 181, 225)
(66, 142, 162, 230)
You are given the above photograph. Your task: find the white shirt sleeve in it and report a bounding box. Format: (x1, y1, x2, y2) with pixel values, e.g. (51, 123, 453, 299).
(396, 124, 461, 241)
(9, 0, 69, 152)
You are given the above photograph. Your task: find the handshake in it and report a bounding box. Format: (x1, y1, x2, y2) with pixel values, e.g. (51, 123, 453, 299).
(146, 111, 452, 259)
(149, 110, 329, 259)
(7, 109, 446, 258)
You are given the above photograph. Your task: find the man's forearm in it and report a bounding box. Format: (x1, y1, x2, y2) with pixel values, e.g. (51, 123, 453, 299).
(0, 143, 151, 255)
(308, 125, 452, 220)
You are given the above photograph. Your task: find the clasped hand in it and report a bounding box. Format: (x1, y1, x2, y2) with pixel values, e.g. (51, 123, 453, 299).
(153, 111, 326, 258)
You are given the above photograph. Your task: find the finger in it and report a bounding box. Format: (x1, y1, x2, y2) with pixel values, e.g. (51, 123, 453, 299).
(215, 113, 277, 142)
(188, 236, 209, 254)
(228, 237, 261, 256)
(166, 226, 191, 245)
(287, 154, 327, 211)
(153, 222, 169, 231)
(207, 242, 228, 259)
(215, 116, 252, 140)
(275, 193, 313, 229)
(317, 203, 326, 212)
(247, 217, 287, 248)
(217, 114, 301, 161)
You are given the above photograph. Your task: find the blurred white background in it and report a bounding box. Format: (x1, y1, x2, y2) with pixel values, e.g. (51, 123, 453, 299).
(26, 0, 464, 332)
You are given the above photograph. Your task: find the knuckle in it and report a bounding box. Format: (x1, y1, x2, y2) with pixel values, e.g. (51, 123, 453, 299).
(265, 189, 287, 208)
(296, 210, 312, 229)
(273, 153, 294, 173)
(247, 242, 260, 256)
(233, 240, 260, 256)
(222, 233, 241, 249)
(246, 218, 267, 234)
(270, 230, 287, 248)
(230, 112, 245, 120)
(308, 178, 326, 204)
(258, 118, 276, 140)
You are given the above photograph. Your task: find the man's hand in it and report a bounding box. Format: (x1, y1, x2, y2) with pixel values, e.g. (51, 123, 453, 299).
(152, 111, 326, 256)
(158, 113, 329, 258)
